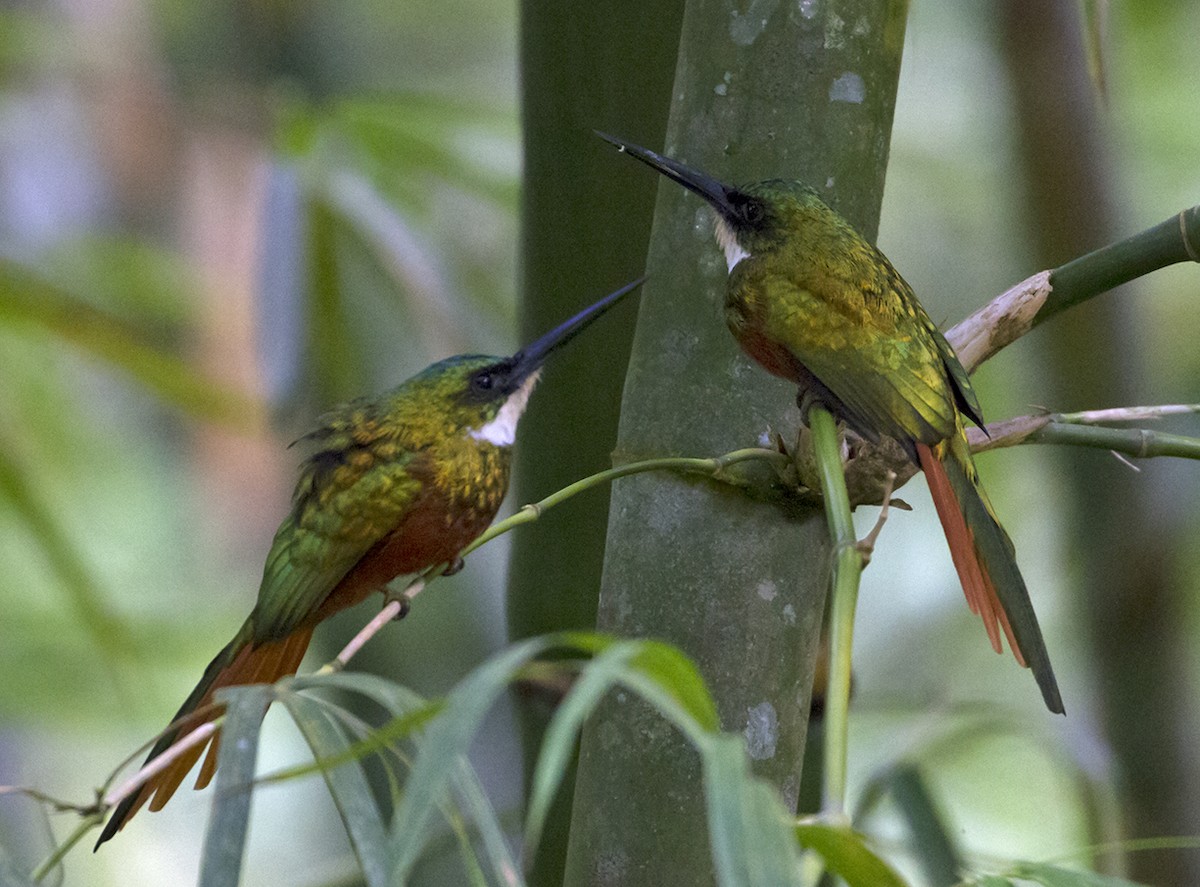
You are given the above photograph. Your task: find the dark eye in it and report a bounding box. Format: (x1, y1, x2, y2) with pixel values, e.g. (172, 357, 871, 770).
(741, 200, 764, 225)
(471, 372, 495, 394)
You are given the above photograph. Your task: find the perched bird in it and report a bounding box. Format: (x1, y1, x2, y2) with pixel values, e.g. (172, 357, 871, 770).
(95, 278, 644, 847)
(600, 133, 1062, 714)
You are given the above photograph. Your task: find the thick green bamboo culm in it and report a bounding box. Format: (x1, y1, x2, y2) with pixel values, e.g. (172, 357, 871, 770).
(563, 1, 910, 883)
(512, 3, 685, 882)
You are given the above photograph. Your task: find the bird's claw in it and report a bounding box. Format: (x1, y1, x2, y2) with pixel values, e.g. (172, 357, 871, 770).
(442, 557, 465, 577)
(382, 587, 415, 620)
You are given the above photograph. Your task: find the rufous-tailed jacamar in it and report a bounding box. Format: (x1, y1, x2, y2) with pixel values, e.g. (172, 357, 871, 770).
(95, 277, 644, 847)
(600, 133, 1062, 715)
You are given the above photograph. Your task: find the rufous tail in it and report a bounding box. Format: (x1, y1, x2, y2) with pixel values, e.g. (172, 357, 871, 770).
(917, 438, 1063, 714)
(94, 621, 315, 848)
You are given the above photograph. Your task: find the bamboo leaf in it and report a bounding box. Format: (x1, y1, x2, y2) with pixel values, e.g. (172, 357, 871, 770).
(523, 645, 631, 859)
(1008, 862, 1150, 887)
(292, 672, 521, 885)
(704, 735, 804, 887)
(198, 685, 273, 887)
(388, 636, 558, 880)
(279, 692, 390, 887)
(0, 260, 256, 425)
(887, 765, 961, 887)
(0, 441, 132, 668)
(794, 819, 908, 887)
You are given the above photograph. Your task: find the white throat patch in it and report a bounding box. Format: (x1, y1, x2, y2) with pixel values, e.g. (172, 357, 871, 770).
(714, 215, 751, 273)
(469, 369, 542, 446)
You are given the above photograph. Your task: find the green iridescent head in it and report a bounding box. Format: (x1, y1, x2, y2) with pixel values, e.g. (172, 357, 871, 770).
(389, 276, 644, 446)
(597, 132, 831, 272)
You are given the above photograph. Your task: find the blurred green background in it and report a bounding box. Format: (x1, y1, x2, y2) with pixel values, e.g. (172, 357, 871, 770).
(0, 1, 1197, 884)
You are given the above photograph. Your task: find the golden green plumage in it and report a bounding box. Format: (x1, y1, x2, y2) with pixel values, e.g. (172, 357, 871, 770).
(600, 133, 1062, 713)
(96, 278, 644, 848)
(722, 180, 982, 452)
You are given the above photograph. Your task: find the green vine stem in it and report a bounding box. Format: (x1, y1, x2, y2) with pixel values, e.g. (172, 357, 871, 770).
(30, 813, 105, 882)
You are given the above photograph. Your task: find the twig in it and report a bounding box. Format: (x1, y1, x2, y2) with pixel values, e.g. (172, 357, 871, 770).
(102, 721, 220, 809)
(946, 205, 1200, 371)
(1057, 403, 1200, 424)
(966, 405, 1200, 461)
(947, 271, 1052, 373)
(317, 578, 426, 675)
(0, 785, 100, 816)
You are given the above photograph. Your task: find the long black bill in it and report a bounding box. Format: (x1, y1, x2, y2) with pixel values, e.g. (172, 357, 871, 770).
(595, 131, 738, 219)
(509, 276, 646, 378)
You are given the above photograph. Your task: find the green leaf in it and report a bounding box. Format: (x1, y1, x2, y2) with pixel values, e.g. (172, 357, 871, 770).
(887, 765, 961, 886)
(705, 735, 804, 887)
(291, 672, 521, 886)
(522, 646, 628, 858)
(628, 640, 720, 732)
(0, 259, 256, 425)
(0, 441, 133, 669)
(280, 692, 390, 887)
(304, 196, 367, 401)
(794, 818, 908, 887)
(198, 685, 274, 887)
(388, 636, 557, 880)
(1009, 861, 1151, 887)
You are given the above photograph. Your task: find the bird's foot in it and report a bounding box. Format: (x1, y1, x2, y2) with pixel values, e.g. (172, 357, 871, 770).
(854, 470, 898, 564)
(383, 579, 424, 621)
(442, 557, 465, 577)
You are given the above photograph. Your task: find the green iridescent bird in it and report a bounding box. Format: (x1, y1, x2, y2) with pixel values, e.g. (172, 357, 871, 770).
(600, 133, 1062, 715)
(95, 278, 643, 848)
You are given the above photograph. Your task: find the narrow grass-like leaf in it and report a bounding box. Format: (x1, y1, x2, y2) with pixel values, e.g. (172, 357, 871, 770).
(524, 638, 733, 870)
(446, 756, 524, 887)
(0, 441, 132, 669)
(704, 735, 803, 887)
(280, 692, 389, 887)
(388, 636, 559, 880)
(794, 818, 908, 887)
(198, 686, 273, 887)
(628, 641, 720, 732)
(523, 645, 637, 858)
(1008, 862, 1150, 887)
(888, 765, 960, 886)
(292, 672, 522, 886)
(0, 260, 256, 425)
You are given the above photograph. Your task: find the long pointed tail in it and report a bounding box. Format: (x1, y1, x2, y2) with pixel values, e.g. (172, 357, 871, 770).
(95, 621, 315, 848)
(917, 438, 1063, 714)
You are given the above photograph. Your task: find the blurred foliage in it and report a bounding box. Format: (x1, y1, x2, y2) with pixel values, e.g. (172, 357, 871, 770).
(274, 93, 517, 402)
(0, 0, 1197, 884)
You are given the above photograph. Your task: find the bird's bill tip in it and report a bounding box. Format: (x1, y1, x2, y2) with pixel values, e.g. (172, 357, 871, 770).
(595, 131, 734, 216)
(513, 276, 645, 372)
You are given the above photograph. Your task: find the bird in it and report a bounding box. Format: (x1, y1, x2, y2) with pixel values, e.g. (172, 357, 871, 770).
(95, 277, 644, 847)
(599, 132, 1062, 714)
